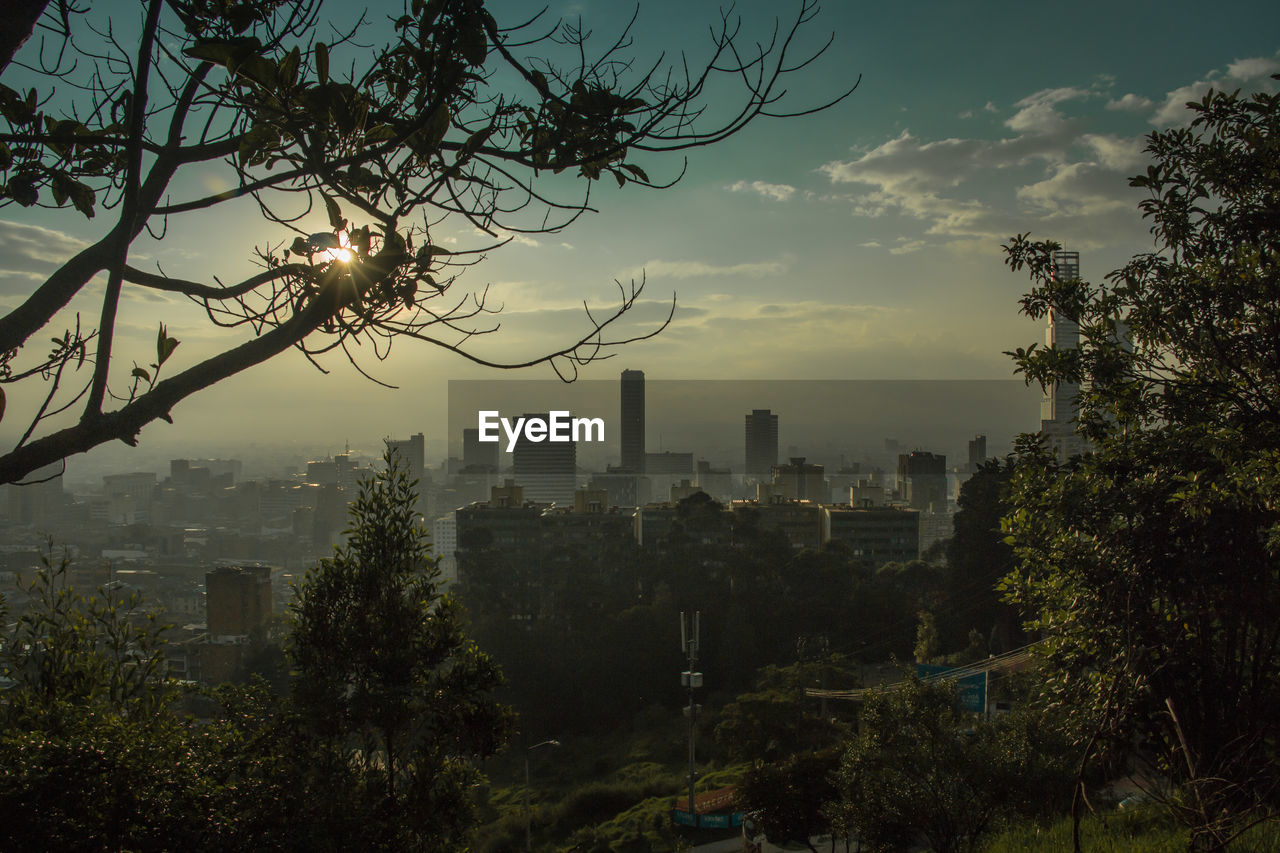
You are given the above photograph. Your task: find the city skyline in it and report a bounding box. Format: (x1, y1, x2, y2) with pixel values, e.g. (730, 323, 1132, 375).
(1, 0, 1277, 473)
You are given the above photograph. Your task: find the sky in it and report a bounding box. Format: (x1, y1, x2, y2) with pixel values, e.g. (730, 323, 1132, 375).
(2, 0, 1279, 473)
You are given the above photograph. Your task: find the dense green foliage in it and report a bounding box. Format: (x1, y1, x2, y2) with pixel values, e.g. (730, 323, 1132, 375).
(0, 457, 510, 851)
(830, 680, 1075, 853)
(1002, 81, 1280, 848)
(455, 491, 1012, 741)
(289, 451, 515, 849)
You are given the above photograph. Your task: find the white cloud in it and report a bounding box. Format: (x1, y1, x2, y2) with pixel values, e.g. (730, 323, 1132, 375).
(1153, 53, 1280, 126)
(959, 110, 975, 119)
(818, 81, 1160, 250)
(983, 101, 998, 113)
(1016, 162, 1137, 217)
(631, 258, 788, 279)
(1004, 87, 1090, 136)
(1079, 134, 1147, 171)
(471, 227, 540, 247)
(0, 220, 90, 271)
(889, 239, 927, 255)
(727, 180, 797, 202)
(1106, 93, 1153, 112)
(1227, 56, 1280, 81)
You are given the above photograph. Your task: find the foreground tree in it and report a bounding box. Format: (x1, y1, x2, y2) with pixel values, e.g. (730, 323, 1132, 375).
(720, 659, 857, 852)
(1003, 80, 1280, 849)
(0, 545, 215, 850)
(0, 0, 852, 483)
(289, 450, 514, 849)
(830, 680, 1074, 853)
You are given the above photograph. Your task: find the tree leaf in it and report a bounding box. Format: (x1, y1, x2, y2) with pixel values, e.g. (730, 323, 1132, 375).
(314, 42, 329, 85)
(320, 192, 344, 230)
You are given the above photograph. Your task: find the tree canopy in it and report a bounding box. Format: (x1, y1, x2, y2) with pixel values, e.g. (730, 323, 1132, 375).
(1002, 80, 1280, 849)
(0, 0, 852, 483)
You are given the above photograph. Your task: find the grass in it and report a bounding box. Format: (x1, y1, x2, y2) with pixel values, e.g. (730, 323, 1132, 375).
(984, 807, 1280, 853)
(471, 708, 747, 853)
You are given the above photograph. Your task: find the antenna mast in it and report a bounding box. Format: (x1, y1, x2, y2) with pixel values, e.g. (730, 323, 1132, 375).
(679, 611, 703, 826)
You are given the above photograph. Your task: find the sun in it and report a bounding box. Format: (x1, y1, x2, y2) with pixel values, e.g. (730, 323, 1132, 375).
(324, 246, 353, 263)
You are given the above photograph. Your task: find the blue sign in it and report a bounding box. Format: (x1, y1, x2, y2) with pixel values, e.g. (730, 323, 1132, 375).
(916, 663, 987, 713)
(671, 810, 746, 829)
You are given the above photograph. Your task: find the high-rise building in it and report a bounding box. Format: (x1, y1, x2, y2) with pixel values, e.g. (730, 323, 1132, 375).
(385, 432, 426, 483)
(620, 369, 645, 472)
(511, 413, 577, 504)
(967, 434, 988, 472)
(771, 457, 827, 503)
(431, 513, 458, 588)
(824, 505, 919, 566)
(203, 564, 273, 684)
(897, 451, 947, 512)
(1040, 251, 1090, 458)
(744, 409, 779, 480)
(462, 427, 500, 472)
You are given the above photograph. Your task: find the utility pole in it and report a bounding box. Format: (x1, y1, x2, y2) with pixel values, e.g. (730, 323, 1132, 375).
(524, 739, 559, 852)
(680, 610, 702, 828)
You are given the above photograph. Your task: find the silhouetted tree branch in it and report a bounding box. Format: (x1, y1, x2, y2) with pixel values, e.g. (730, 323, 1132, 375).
(0, 0, 853, 484)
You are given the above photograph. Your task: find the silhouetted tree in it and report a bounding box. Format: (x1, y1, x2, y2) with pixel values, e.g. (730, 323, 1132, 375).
(290, 451, 514, 848)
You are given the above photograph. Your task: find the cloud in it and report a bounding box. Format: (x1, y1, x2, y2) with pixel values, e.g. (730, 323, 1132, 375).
(1227, 56, 1280, 81)
(817, 79, 1161, 250)
(1152, 53, 1280, 126)
(958, 110, 974, 119)
(1016, 162, 1137, 217)
(471, 227, 540, 247)
(889, 239, 927, 255)
(727, 180, 797, 202)
(0, 220, 90, 287)
(819, 131, 990, 196)
(629, 258, 788, 280)
(1106, 93, 1153, 112)
(1079, 134, 1147, 171)
(1004, 87, 1090, 136)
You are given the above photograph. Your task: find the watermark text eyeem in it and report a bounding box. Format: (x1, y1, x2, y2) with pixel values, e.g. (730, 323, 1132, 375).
(477, 411, 605, 452)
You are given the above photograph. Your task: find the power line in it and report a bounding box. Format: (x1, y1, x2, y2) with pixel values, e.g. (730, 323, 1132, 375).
(805, 641, 1039, 702)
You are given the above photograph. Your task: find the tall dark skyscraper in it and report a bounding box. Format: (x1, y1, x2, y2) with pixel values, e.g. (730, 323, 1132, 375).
(967, 434, 987, 472)
(620, 369, 645, 472)
(744, 409, 779, 480)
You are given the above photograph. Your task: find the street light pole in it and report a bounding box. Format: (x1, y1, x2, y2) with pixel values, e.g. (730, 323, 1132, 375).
(524, 739, 560, 852)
